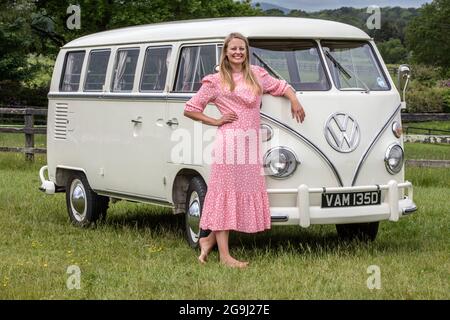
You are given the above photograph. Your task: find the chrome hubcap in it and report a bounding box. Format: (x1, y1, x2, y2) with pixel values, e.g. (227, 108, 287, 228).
(187, 191, 201, 244)
(70, 179, 87, 222)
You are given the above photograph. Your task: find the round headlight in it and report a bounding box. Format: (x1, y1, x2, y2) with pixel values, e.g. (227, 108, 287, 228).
(260, 124, 273, 142)
(392, 121, 402, 138)
(263, 147, 299, 178)
(384, 143, 404, 174)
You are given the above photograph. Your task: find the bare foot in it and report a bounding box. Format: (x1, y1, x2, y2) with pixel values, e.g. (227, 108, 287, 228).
(220, 256, 249, 269)
(198, 236, 216, 264)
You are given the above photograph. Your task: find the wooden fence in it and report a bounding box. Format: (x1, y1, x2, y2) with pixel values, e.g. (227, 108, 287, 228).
(0, 107, 47, 161)
(402, 113, 450, 122)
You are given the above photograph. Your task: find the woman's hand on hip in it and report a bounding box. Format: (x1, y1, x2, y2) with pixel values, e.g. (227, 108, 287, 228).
(215, 112, 238, 126)
(291, 100, 305, 123)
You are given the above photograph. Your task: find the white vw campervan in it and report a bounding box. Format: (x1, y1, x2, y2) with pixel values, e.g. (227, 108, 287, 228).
(39, 17, 416, 246)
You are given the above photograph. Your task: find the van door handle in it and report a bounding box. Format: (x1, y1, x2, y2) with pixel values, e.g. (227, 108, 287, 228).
(131, 118, 142, 124)
(166, 118, 179, 126)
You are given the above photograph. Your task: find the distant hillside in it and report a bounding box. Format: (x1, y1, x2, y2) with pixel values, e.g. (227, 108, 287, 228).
(252, 2, 290, 14)
(261, 6, 420, 42)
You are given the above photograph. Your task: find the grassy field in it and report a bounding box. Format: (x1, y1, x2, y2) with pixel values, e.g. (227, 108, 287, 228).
(404, 143, 450, 160)
(0, 152, 448, 299)
(0, 132, 46, 148)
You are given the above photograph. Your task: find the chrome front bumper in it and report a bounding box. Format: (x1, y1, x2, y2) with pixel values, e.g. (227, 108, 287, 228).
(268, 180, 416, 227)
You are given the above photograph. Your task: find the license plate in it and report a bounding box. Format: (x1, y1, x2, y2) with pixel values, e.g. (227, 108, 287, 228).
(321, 190, 381, 208)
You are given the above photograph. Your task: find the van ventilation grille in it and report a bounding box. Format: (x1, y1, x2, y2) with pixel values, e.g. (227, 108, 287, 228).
(54, 104, 68, 140)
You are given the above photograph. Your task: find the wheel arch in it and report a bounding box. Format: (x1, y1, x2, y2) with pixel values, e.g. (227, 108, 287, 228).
(56, 166, 88, 190)
(171, 169, 206, 215)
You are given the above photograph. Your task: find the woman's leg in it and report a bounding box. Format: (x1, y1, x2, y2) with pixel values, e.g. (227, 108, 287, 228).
(198, 231, 217, 264)
(215, 230, 248, 268)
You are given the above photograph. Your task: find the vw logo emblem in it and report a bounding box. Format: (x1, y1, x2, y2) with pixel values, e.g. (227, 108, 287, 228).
(324, 112, 360, 153)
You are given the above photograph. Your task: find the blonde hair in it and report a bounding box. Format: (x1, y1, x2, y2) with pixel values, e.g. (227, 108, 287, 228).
(219, 32, 262, 94)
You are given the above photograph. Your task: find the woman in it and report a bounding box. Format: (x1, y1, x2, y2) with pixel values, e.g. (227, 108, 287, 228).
(184, 32, 305, 268)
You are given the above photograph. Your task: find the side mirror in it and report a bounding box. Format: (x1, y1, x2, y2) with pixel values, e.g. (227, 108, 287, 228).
(398, 64, 411, 108)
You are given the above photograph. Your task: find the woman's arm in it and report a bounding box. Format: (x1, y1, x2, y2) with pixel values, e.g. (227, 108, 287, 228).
(184, 74, 238, 126)
(184, 110, 238, 126)
(253, 65, 305, 123)
(283, 87, 305, 123)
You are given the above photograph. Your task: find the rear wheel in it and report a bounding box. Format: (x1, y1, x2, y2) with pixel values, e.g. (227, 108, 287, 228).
(185, 176, 207, 248)
(336, 222, 379, 241)
(65, 172, 109, 227)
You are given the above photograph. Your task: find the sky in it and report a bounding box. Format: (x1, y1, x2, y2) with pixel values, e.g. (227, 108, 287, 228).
(258, 0, 432, 11)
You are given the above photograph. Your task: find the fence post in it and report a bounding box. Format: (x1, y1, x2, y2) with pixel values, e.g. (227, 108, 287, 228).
(24, 108, 34, 161)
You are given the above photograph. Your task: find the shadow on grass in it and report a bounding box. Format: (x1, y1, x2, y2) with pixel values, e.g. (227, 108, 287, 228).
(105, 207, 185, 236)
(101, 206, 421, 256)
(234, 228, 352, 256)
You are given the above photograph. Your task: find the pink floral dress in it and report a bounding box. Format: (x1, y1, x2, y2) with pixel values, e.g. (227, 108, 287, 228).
(184, 65, 290, 233)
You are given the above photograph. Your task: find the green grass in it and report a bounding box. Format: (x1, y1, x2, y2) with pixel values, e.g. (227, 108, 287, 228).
(403, 121, 450, 135)
(0, 153, 448, 299)
(0, 132, 46, 148)
(404, 142, 450, 160)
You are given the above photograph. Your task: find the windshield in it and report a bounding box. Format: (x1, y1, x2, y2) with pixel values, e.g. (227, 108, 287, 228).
(249, 40, 330, 91)
(321, 41, 390, 91)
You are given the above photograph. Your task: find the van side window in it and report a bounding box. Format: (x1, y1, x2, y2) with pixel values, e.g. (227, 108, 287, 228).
(60, 51, 85, 92)
(84, 49, 111, 91)
(140, 47, 172, 92)
(111, 48, 140, 92)
(174, 45, 216, 92)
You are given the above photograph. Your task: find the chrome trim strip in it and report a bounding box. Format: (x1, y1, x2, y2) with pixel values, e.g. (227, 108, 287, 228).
(261, 112, 343, 187)
(167, 95, 193, 101)
(48, 93, 168, 101)
(351, 104, 402, 186)
(95, 190, 173, 208)
(48, 92, 194, 102)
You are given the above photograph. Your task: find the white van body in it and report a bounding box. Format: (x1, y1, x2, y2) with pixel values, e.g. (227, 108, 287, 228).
(40, 17, 416, 244)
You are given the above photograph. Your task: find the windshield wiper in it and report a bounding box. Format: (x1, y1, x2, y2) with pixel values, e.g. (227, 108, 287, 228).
(252, 52, 286, 82)
(324, 51, 371, 93)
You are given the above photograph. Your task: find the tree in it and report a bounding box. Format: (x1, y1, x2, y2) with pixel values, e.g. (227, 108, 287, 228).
(0, 0, 36, 81)
(29, 0, 260, 55)
(377, 38, 408, 64)
(263, 9, 285, 16)
(406, 0, 450, 71)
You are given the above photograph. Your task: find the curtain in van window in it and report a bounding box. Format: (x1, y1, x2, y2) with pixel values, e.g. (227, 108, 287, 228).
(166, 49, 171, 69)
(182, 48, 194, 91)
(113, 51, 128, 91)
(175, 46, 216, 92)
(141, 47, 171, 91)
(62, 54, 75, 91)
(61, 51, 85, 91)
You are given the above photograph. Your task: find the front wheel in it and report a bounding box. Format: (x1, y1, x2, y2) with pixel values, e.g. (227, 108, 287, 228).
(336, 222, 379, 241)
(185, 176, 207, 248)
(65, 172, 109, 227)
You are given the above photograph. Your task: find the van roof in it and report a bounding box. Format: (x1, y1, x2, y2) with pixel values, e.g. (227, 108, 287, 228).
(63, 17, 371, 48)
